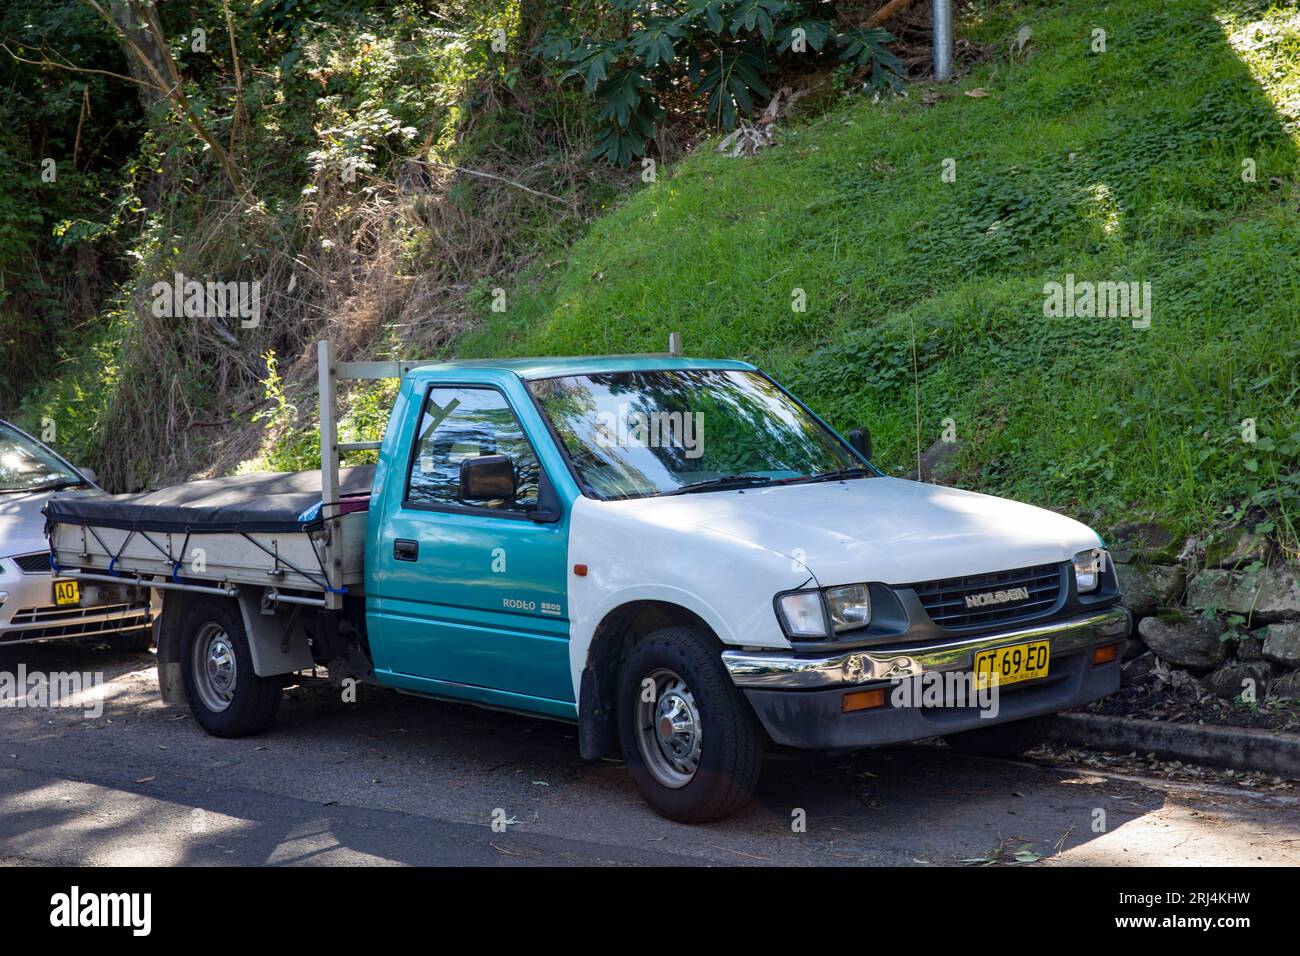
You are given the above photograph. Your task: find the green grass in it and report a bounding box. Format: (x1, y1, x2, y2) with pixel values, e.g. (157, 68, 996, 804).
(456, 0, 1300, 550)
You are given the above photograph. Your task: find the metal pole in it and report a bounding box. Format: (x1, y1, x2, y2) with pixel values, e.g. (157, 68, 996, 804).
(932, 0, 953, 82)
(318, 339, 342, 610)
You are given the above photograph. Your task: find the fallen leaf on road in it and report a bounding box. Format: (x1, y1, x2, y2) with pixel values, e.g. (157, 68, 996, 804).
(135, 776, 155, 783)
(1013, 844, 1043, 864)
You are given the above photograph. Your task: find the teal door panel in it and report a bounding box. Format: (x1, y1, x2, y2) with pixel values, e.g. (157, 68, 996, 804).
(375, 669, 578, 721)
(365, 380, 576, 705)
(375, 508, 573, 701)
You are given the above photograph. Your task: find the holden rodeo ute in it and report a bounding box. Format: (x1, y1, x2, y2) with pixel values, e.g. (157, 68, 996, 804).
(45, 341, 1130, 822)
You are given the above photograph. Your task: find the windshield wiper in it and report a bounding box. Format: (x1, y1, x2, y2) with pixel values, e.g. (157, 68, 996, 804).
(20, 478, 88, 494)
(663, 475, 779, 496)
(798, 467, 874, 485)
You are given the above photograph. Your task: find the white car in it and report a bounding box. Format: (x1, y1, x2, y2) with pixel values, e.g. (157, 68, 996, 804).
(0, 419, 151, 649)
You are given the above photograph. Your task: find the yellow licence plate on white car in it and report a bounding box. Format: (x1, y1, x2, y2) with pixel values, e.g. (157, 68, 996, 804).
(974, 640, 1050, 688)
(52, 580, 81, 607)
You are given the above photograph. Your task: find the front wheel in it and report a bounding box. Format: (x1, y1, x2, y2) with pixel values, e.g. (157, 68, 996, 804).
(617, 626, 764, 823)
(179, 596, 281, 738)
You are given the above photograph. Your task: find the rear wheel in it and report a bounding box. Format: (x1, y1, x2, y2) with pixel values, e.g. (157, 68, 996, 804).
(943, 713, 1056, 758)
(179, 597, 281, 737)
(617, 625, 764, 823)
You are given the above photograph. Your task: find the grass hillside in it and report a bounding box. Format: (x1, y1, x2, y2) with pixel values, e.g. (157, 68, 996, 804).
(458, 0, 1300, 552)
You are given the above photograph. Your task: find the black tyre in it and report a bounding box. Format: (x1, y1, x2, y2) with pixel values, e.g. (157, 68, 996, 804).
(108, 628, 153, 653)
(179, 596, 281, 737)
(617, 625, 764, 823)
(943, 713, 1055, 758)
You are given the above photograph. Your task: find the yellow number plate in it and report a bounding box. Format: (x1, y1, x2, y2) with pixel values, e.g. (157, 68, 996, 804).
(974, 640, 1050, 689)
(52, 580, 81, 607)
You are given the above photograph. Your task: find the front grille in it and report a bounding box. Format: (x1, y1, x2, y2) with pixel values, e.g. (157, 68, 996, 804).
(13, 552, 52, 574)
(906, 563, 1064, 630)
(0, 603, 151, 644)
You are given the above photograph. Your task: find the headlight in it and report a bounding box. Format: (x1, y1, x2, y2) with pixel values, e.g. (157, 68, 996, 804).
(1073, 548, 1106, 593)
(777, 592, 828, 638)
(825, 584, 871, 631)
(778, 584, 874, 638)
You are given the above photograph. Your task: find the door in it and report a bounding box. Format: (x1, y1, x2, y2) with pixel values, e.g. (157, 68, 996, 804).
(373, 385, 574, 704)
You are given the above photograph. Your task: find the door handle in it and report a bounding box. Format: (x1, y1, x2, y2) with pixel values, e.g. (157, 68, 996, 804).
(394, 539, 419, 562)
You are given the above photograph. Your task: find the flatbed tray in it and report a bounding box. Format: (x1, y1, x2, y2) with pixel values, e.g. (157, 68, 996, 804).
(45, 466, 373, 594)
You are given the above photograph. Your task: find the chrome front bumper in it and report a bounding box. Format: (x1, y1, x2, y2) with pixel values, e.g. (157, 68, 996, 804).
(721, 606, 1132, 690)
(0, 561, 152, 645)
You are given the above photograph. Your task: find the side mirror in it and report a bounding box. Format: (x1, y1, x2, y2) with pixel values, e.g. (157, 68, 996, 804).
(459, 454, 515, 503)
(77, 467, 97, 485)
(847, 428, 872, 461)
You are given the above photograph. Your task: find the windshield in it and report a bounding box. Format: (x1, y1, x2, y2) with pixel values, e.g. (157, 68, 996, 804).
(0, 423, 83, 494)
(528, 369, 867, 500)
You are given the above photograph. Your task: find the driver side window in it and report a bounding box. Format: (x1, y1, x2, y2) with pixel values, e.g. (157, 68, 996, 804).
(406, 387, 541, 510)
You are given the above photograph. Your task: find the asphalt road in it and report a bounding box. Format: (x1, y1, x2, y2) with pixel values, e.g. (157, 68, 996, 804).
(1, 641, 1297, 867)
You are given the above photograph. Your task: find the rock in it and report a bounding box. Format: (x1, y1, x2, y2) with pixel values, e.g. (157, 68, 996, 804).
(908, 439, 959, 483)
(1187, 565, 1300, 622)
(1269, 669, 1300, 701)
(1257, 622, 1300, 667)
(1121, 652, 1156, 686)
(1137, 613, 1227, 671)
(1114, 562, 1185, 616)
(1107, 519, 1182, 563)
(1123, 636, 1147, 661)
(1203, 527, 1271, 569)
(1235, 634, 1266, 662)
(1176, 534, 1204, 563)
(1202, 661, 1275, 700)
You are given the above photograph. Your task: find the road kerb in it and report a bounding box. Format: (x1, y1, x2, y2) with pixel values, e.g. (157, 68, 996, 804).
(1050, 712, 1300, 780)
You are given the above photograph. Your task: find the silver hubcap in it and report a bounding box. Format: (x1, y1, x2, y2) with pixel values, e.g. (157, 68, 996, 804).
(635, 668, 702, 789)
(192, 622, 237, 713)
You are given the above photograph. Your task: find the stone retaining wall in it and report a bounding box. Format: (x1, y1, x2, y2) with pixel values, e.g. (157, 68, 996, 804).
(1109, 521, 1300, 702)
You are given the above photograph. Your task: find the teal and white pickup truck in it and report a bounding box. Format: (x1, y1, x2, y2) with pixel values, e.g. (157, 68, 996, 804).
(46, 341, 1130, 822)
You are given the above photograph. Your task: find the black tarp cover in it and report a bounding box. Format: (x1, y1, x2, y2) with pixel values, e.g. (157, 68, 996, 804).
(45, 466, 374, 534)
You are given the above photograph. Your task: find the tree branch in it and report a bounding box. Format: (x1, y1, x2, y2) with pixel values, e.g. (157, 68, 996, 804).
(222, 0, 244, 153)
(411, 157, 577, 208)
(0, 42, 156, 91)
(866, 0, 917, 29)
(82, 0, 249, 198)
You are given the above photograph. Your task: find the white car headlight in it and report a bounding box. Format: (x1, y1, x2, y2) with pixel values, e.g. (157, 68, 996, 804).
(825, 584, 871, 631)
(1073, 548, 1106, 593)
(777, 592, 828, 638)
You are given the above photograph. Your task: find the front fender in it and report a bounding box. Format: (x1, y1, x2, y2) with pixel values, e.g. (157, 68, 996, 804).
(565, 496, 809, 702)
